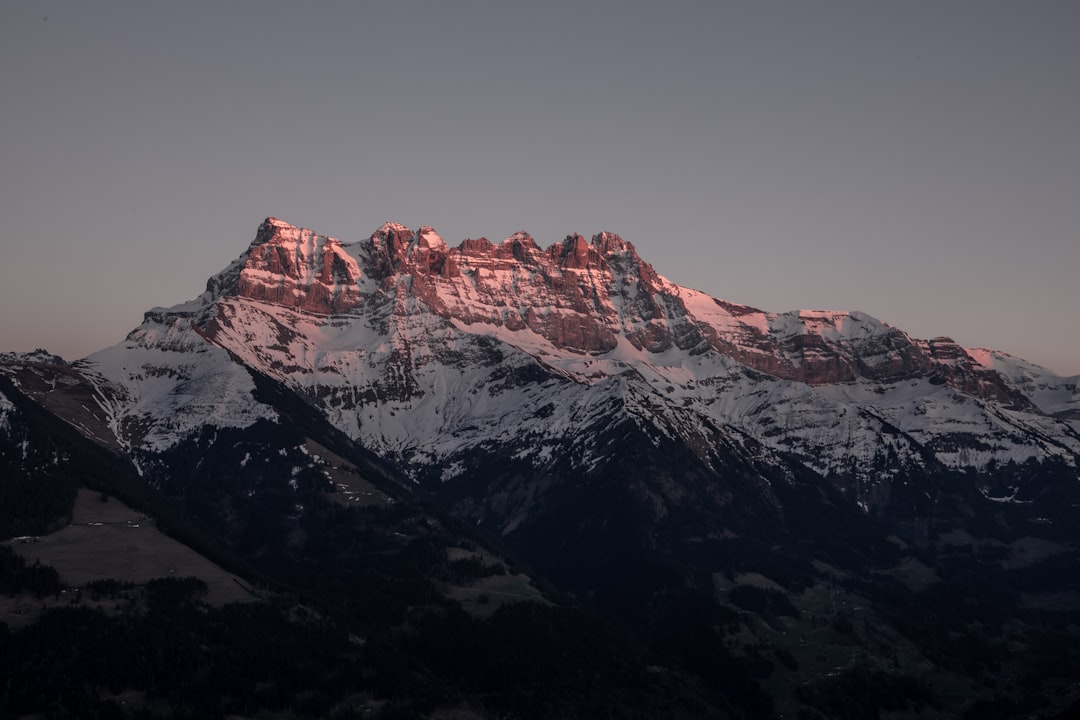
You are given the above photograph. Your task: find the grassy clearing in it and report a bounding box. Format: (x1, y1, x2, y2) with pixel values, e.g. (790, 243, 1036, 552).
(887, 556, 940, 592)
(733, 571, 786, 591)
(1003, 535, 1071, 569)
(2, 488, 254, 628)
(445, 573, 550, 618)
(443, 547, 549, 617)
(304, 438, 394, 507)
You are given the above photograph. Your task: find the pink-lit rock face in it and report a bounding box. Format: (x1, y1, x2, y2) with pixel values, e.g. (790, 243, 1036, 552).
(709, 320, 931, 386)
(206, 218, 1026, 402)
(358, 225, 667, 355)
(919, 336, 1031, 407)
(685, 307, 1022, 403)
(241, 219, 663, 358)
(232, 218, 363, 315)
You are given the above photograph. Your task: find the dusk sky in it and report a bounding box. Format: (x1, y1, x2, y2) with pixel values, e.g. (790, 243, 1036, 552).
(2, 2, 1078, 375)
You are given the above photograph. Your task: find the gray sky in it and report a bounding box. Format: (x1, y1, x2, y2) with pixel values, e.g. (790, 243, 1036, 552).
(2, 1, 1078, 375)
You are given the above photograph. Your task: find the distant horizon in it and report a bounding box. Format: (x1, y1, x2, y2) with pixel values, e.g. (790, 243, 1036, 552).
(2, 2, 1077, 375)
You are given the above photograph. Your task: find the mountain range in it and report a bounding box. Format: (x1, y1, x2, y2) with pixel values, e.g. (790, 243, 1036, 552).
(2, 217, 1079, 719)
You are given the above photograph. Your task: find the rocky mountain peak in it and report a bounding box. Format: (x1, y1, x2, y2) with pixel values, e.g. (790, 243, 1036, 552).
(190, 218, 1064, 409)
(367, 222, 416, 277)
(504, 230, 535, 245)
(591, 230, 629, 255)
(416, 226, 446, 250)
(212, 217, 364, 316)
(501, 232, 541, 265)
(255, 215, 299, 237)
(556, 233, 596, 270)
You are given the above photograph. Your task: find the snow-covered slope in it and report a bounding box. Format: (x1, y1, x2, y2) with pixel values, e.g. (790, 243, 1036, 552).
(79, 320, 277, 455)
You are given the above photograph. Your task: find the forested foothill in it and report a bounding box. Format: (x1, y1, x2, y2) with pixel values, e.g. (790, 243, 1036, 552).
(3, 373, 1080, 719)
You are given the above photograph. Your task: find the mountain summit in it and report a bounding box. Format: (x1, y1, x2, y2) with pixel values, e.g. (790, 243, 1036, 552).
(5, 217, 1078, 508)
(11, 217, 1079, 510)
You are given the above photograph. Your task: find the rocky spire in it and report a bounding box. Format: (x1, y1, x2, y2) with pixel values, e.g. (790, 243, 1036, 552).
(222, 217, 364, 314)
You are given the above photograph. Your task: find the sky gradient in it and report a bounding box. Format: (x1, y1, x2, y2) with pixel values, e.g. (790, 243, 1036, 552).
(2, 2, 1078, 375)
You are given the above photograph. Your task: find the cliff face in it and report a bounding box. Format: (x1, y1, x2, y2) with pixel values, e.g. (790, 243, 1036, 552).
(357, 223, 671, 355)
(218, 218, 1026, 402)
(230, 217, 365, 315)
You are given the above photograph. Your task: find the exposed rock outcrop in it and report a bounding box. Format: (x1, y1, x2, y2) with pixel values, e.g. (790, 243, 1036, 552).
(232, 217, 364, 314)
(202, 218, 1047, 404)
